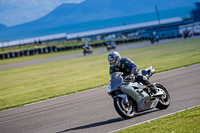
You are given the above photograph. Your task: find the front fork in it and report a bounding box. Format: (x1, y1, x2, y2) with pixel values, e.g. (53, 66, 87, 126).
(113, 94, 129, 105)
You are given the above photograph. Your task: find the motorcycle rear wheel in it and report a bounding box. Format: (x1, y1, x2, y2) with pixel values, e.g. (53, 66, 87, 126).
(114, 97, 136, 119)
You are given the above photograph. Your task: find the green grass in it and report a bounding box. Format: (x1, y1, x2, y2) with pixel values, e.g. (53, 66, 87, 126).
(0, 48, 83, 65)
(115, 106, 200, 133)
(0, 38, 200, 110)
(0, 39, 108, 54)
(0, 40, 142, 66)
(0, 38, 135, 54)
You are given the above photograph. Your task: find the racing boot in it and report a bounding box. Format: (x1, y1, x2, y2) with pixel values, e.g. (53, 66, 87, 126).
(147, 84, 157, 95)
(148, 84, 164, 97)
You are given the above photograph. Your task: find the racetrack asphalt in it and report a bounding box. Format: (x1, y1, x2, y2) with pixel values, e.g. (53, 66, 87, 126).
(0, 36, 199, 70)
(0, 63, 200, 133)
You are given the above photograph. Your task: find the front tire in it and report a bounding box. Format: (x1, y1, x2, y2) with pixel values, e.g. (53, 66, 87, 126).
(155, 84, 170, 110)
(114, 97, 136, 119)
(83, 52, 86, 56)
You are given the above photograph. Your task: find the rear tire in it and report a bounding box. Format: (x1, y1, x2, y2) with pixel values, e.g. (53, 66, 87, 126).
(155, 84, 170, 110)
(114, 97, 136, 119)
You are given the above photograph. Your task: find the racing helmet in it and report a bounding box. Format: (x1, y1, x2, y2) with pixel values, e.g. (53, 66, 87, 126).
(107, 51, 121, 67)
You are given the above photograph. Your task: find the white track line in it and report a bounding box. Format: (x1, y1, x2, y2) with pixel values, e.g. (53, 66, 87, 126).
(108, 105, 200, 133)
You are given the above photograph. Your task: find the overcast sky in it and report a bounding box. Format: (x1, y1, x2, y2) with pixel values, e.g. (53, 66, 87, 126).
(0, 0, 199, 27)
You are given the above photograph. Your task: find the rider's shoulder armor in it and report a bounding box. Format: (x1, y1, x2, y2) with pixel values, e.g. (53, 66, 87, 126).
(120, 58, 134, 65)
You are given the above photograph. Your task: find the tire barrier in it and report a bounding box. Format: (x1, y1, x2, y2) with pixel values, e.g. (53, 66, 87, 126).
(0, 37, 161, 60)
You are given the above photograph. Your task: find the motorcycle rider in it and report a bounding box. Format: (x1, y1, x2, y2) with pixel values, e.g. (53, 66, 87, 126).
(108, 51, 157, 95)
(82, 40, 93, 55)
(152, 31, 157, 37)
(150, 31, 159, 43)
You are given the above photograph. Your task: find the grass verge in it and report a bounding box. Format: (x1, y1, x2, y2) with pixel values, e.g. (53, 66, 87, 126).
(115, 106, 200, 133)
(0, 40, 143, 65)
(0, 38, 200, 110)
(0, 39, 107, 54)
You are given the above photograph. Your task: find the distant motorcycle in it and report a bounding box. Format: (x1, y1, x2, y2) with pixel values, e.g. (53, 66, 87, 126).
(150, 36, 159, 44)
(107, 66, 170, 119)
(183, 30, 192, 39)
(106, 41, 117, 51)
(83, 46, 93, 56)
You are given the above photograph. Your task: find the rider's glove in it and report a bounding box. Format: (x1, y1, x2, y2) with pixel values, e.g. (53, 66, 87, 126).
(126, 73, 134, 80)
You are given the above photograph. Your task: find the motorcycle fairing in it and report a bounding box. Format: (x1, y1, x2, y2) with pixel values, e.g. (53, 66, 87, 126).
(120, 82, 159, 112)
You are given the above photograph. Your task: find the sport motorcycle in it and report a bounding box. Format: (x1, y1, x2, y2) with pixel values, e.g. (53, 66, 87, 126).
(107, 66, 170, 119)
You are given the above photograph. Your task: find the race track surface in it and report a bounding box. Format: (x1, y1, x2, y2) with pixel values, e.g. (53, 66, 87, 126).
(0, 36, 199, 70)
(0, 64, 200, 133)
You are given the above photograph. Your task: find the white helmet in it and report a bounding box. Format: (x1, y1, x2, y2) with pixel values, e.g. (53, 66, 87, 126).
(107, 51, 121, 67)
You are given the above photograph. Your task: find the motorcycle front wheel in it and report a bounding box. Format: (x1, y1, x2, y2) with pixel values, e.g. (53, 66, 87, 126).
(114, 97, 136, 119)
(155, 83, 170, 110)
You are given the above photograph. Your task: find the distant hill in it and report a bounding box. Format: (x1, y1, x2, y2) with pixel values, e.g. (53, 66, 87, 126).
(0, 23, 7, 29)
(12, 0, 146, 30)
(0, 0, 195, 41)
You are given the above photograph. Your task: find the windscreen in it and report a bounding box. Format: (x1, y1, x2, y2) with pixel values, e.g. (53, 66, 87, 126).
(109, 72, 123, 91)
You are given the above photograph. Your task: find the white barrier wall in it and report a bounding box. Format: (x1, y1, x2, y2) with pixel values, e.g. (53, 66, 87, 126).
(179, 22, 200, 34)
(0, 33, 67, 48)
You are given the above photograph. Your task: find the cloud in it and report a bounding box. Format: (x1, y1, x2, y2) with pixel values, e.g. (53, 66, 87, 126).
(0, 0, 85, 26)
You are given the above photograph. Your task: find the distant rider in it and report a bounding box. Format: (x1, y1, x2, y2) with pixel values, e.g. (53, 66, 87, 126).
(106, 40, 116, 47)
(82, 40, 93, 54)
(108, 51, 157, 95)
(152, 31, 157, 37)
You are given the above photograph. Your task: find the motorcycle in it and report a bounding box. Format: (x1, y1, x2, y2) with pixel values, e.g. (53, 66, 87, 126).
(183, 30, 192, 39)
(150, 36, 159, 44)
(83, 46, 93, 56)
(107, 66, 170, 119)
(106, 41, 117, 51)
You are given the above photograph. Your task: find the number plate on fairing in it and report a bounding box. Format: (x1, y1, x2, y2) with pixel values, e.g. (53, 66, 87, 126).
(150, 98, 159, 108)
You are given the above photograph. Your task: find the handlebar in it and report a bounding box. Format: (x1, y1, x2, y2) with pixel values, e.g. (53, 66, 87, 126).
(124, 75, 135, 82)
